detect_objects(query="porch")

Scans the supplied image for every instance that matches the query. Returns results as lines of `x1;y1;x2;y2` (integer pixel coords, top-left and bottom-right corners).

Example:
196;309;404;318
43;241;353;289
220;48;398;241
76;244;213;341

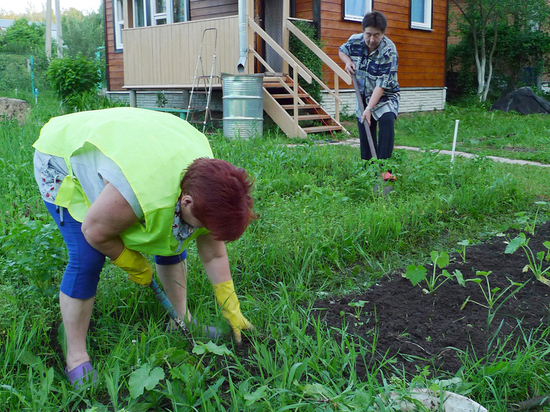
119;1;352;138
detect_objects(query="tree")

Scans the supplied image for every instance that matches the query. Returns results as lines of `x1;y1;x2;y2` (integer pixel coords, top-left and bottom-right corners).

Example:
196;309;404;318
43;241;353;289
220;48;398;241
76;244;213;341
61;7;104;60
450;0;550;101
451;0;502;101
1;18;46;52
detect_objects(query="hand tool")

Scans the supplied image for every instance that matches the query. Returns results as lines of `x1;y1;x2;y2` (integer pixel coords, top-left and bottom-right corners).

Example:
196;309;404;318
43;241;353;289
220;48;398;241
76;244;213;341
352;74;378;160
351;73;393;195
149;278;196;349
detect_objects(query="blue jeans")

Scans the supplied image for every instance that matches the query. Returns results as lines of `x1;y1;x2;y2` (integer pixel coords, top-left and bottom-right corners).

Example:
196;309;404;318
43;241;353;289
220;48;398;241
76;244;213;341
44;202;187;299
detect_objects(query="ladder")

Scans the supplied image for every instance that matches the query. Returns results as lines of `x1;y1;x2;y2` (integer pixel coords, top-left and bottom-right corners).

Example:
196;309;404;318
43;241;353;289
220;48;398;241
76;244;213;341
186;28;221;133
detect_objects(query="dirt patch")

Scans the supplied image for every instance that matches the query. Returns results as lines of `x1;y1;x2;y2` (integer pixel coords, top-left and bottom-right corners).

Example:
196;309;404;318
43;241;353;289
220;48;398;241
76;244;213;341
312;221;550;379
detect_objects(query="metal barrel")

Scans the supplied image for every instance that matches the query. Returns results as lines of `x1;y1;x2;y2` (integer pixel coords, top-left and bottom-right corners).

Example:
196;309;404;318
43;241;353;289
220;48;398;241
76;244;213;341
222;74;264;139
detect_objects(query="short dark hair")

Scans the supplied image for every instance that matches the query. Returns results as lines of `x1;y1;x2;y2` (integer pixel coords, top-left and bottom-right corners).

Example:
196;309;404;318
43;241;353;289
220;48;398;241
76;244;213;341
362;11;387;32
181;158;256;242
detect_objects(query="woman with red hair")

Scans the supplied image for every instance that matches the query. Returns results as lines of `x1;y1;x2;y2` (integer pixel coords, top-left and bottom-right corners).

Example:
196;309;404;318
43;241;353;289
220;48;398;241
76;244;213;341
33;107;256;388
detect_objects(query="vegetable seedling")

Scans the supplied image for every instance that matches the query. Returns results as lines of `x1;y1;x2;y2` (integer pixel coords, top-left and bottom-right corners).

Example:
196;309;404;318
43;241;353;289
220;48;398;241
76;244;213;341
505;233;550;287
405;251;465;294
514;201;548;236
457;239;471;263
461;271;526;325
348;300;368;319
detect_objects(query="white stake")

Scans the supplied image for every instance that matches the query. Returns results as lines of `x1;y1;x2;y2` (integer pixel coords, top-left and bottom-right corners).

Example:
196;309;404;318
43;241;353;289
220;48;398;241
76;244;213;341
451;119;460;164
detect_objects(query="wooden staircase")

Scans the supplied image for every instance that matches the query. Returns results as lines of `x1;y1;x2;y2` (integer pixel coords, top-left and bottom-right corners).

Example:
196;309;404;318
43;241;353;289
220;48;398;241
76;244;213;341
262;75;348;139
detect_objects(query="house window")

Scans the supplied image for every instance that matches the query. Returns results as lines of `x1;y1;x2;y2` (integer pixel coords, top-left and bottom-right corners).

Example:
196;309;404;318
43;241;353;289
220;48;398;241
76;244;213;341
133;0;188;28
114;0;124;50
343;0;373;23
134;0;151;27
410;0;432;30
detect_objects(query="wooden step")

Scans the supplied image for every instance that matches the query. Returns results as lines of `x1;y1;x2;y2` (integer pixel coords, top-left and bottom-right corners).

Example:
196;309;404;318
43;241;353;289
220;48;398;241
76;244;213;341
281;103;321;110
302;125;344;133
298;114;332;121
263;83;295;89
270;93;309;99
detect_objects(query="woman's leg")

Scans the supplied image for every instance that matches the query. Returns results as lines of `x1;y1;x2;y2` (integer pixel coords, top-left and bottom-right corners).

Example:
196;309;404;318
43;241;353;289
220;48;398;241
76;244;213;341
357;117;379;160
60;292;95;370
376;112;396;160
44;202;105;372
155;252;191;322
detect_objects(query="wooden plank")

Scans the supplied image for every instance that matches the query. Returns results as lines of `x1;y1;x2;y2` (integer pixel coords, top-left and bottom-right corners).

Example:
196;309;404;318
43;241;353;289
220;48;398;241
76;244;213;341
302;125;343;133
263;89;308;138
248;17;312;83
286;19;350;85
122;17;239;87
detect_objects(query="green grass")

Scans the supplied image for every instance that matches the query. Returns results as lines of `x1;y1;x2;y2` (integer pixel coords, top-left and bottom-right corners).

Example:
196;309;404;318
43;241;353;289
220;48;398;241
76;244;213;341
1;94;549;410
394;104;550;164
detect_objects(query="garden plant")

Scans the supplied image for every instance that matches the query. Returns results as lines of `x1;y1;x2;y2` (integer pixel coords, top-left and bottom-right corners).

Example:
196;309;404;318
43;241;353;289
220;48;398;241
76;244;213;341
0;91;550;410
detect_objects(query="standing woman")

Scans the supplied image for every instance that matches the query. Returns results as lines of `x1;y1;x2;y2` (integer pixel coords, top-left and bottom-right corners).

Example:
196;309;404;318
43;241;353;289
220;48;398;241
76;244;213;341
33;107;256;387
339;11;400;181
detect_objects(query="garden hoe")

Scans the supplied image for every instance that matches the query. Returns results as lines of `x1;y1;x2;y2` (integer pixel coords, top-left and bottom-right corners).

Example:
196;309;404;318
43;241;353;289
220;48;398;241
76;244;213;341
351;74;393;196
149;278;196;350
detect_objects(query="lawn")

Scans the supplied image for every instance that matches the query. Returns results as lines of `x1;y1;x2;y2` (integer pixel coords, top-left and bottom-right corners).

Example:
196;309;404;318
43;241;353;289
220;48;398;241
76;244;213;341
1;93;549;411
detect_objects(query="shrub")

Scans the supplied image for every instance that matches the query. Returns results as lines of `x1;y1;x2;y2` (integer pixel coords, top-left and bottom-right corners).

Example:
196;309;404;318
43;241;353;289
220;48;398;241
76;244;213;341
289;20;324;103
46;53;103;102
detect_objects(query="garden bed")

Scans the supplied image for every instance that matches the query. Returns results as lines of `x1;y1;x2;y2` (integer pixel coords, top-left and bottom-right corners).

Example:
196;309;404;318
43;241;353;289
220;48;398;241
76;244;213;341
312;220;550;379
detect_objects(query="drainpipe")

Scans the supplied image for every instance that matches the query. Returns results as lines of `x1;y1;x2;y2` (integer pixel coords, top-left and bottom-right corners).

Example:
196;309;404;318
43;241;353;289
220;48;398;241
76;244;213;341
237;0;247;72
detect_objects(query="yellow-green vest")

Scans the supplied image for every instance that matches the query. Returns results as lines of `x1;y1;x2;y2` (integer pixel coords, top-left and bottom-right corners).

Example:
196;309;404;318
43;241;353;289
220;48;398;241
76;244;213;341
33;107;213;256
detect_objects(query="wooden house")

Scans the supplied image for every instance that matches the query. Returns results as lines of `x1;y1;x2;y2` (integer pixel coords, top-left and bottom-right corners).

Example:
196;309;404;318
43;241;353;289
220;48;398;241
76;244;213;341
104;0;448;138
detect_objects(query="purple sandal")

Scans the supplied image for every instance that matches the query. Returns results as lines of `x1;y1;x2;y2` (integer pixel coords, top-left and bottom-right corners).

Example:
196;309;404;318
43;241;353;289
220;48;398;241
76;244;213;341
65;361;98;388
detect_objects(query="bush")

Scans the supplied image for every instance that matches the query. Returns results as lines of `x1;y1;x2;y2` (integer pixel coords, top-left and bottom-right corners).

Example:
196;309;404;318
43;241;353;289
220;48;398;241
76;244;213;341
46;54;103;102
62;90;129;113
289;20;324;103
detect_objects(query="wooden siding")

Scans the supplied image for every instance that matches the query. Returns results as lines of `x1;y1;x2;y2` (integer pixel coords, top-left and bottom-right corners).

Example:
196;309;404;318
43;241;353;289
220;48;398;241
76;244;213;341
105;0;125;91
123;16;242;87
106;0;239;91
190;0;238;20
106;0;449;92
295;0;448;89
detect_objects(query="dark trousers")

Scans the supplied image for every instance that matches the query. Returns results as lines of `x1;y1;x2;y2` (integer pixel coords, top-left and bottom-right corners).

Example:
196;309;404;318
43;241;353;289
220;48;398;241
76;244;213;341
357;112;396;160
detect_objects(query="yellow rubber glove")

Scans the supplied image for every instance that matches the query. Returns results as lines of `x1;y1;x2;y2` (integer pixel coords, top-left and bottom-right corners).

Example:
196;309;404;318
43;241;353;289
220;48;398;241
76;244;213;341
112;247;153;287
213;280;253;344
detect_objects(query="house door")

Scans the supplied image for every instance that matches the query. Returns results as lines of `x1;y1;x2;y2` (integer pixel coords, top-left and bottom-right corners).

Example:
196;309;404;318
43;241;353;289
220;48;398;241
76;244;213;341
263;0;284;73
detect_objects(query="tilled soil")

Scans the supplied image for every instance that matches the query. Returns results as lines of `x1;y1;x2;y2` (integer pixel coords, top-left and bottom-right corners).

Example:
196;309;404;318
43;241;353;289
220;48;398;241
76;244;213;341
312;220;550;379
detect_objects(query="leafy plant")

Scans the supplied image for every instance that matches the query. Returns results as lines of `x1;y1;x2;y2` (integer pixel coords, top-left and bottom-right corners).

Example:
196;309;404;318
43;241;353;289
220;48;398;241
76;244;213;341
288;20;324;103
46;53;103;103
505;232;550;286
457;239;471;263
461;271;526;325
405;251;465;294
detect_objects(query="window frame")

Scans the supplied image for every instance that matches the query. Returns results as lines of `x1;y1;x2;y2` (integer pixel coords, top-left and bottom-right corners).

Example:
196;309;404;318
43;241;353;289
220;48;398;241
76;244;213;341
132;0;189;28
410;0;433;30
342;0;373;23
113;0;124;51
133;0;150;27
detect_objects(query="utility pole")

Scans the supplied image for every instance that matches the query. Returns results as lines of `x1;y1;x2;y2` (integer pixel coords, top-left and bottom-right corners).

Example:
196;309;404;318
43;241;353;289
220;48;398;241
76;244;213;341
45;0;63;59
55;0;63;57
45;0;52;58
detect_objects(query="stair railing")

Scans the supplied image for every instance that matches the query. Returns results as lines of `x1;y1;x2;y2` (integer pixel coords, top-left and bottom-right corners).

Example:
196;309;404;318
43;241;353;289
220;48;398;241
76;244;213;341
247;17;311;137
285;19;352;123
